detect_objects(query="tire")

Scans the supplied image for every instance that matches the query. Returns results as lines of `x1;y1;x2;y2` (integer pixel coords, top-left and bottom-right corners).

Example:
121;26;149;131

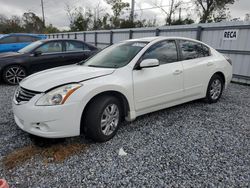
205;74;224;104
82;95;122;142
2;65;27;85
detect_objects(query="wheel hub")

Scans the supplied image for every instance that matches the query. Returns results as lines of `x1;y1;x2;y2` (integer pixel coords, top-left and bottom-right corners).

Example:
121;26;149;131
101;104;119;136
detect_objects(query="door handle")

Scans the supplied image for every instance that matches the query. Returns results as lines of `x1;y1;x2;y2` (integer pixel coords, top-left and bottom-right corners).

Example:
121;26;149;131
173;69;182;75
207;61;214;66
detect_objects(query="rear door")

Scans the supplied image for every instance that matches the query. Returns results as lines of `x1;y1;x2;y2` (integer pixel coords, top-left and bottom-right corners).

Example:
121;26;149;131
0;36;19;52
133;40;184;111
28;41;65;73
62;40;93;65
178;40;214;98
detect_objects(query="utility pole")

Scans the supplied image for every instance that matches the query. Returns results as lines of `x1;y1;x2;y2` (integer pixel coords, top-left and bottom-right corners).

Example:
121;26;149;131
179;7;182;20
130;0;135;22
41;0;45;27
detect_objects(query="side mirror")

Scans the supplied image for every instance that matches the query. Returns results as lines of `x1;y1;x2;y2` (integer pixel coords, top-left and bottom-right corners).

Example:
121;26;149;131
140;59;159;69
33;51;42;57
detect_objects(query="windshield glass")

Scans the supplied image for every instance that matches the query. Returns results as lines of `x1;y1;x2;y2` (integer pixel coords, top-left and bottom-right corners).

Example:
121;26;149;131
83;41;148;68
18;41;43;53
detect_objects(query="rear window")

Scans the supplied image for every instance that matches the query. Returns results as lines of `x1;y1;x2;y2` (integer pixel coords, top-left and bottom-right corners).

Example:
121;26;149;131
179;40;210;60
65;41;84;51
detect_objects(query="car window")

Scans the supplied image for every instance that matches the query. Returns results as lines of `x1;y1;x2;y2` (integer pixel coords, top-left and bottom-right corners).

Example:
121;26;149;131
18;41;43;53
65;41;85;52
18;36;39;43
142;40;178;64
84;41;148;68
36;42;62;53
202;45;210;57
0;36;18;44
179;40;210;60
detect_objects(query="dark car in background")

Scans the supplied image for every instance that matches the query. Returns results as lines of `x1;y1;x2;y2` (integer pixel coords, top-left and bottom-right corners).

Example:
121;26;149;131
0;33;46;53
0;39;98;84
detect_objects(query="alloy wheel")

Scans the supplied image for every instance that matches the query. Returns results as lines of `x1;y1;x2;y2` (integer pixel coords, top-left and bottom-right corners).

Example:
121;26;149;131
100;104;120;136
210;79;222;100
5;66;26;84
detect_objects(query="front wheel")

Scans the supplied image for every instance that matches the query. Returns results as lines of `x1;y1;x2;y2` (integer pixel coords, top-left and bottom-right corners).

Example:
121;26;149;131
2;65;27;85
82;95;122;142
205;74;224;103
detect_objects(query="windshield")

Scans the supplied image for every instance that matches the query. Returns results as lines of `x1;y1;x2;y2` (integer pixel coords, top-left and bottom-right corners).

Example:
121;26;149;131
83;41;148;68
18;41;43;53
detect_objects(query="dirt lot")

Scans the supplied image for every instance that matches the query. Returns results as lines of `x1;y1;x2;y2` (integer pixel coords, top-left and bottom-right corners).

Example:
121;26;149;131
0;83;249;187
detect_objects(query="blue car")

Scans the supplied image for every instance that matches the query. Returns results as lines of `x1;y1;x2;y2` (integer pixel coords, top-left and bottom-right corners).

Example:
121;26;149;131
0;33;46;53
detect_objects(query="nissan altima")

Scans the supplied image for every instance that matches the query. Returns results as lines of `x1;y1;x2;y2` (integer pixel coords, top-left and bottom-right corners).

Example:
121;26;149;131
12;37;232;142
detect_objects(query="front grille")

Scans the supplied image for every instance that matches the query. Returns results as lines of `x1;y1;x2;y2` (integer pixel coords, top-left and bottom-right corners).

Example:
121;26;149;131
15;87;41;103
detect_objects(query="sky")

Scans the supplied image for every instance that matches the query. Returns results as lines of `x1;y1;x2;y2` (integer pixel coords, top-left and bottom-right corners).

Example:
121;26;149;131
0;0;248;30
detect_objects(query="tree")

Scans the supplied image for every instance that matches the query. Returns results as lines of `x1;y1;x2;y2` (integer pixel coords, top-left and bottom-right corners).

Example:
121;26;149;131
171;17;195;25
66;5;93;31
22;12;44;33
106;0;130;28
193;0;235;23
0;12;60;34
151;0;182;25
244;14;250;22
44;24;60;33
0;14;24;33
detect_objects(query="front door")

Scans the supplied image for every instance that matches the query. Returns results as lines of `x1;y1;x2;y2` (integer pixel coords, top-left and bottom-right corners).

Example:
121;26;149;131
29;41;65;73
133;40;184;111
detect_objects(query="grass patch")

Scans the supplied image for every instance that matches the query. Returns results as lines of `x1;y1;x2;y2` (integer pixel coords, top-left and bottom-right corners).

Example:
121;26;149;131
3;142;87;170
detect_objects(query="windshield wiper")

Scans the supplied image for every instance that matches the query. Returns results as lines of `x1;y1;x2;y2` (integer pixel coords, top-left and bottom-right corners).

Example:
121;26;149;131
88;65;104;68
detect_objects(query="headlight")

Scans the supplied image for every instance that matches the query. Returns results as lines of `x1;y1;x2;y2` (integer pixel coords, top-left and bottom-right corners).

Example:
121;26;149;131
36;83;82;106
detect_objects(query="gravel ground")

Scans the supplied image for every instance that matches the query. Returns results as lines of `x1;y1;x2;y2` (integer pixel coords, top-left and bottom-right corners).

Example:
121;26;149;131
0;83;250;187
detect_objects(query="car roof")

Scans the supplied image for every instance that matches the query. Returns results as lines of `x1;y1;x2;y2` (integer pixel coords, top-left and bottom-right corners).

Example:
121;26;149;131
40;39;86;42
125;36;212;48
126;36;202;43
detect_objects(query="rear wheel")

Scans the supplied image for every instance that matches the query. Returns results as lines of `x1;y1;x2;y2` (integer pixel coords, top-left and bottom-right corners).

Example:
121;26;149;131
82;95;122;142
2;65;27;85
205;74;224;103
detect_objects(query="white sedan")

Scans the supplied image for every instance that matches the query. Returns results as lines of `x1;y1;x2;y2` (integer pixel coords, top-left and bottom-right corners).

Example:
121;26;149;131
12;37;232;142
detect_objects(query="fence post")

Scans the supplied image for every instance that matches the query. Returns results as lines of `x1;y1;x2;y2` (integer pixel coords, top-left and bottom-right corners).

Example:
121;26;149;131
196;26;203;41
61;34;64;38
83;32;86;42
129;30;133;39
155;28;160;36
95;32;97;46
67;33;70;39
74;33;77;39
110;31;113;45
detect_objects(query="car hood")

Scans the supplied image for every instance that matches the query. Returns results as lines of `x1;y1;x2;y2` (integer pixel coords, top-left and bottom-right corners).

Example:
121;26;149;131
20;65;115;92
